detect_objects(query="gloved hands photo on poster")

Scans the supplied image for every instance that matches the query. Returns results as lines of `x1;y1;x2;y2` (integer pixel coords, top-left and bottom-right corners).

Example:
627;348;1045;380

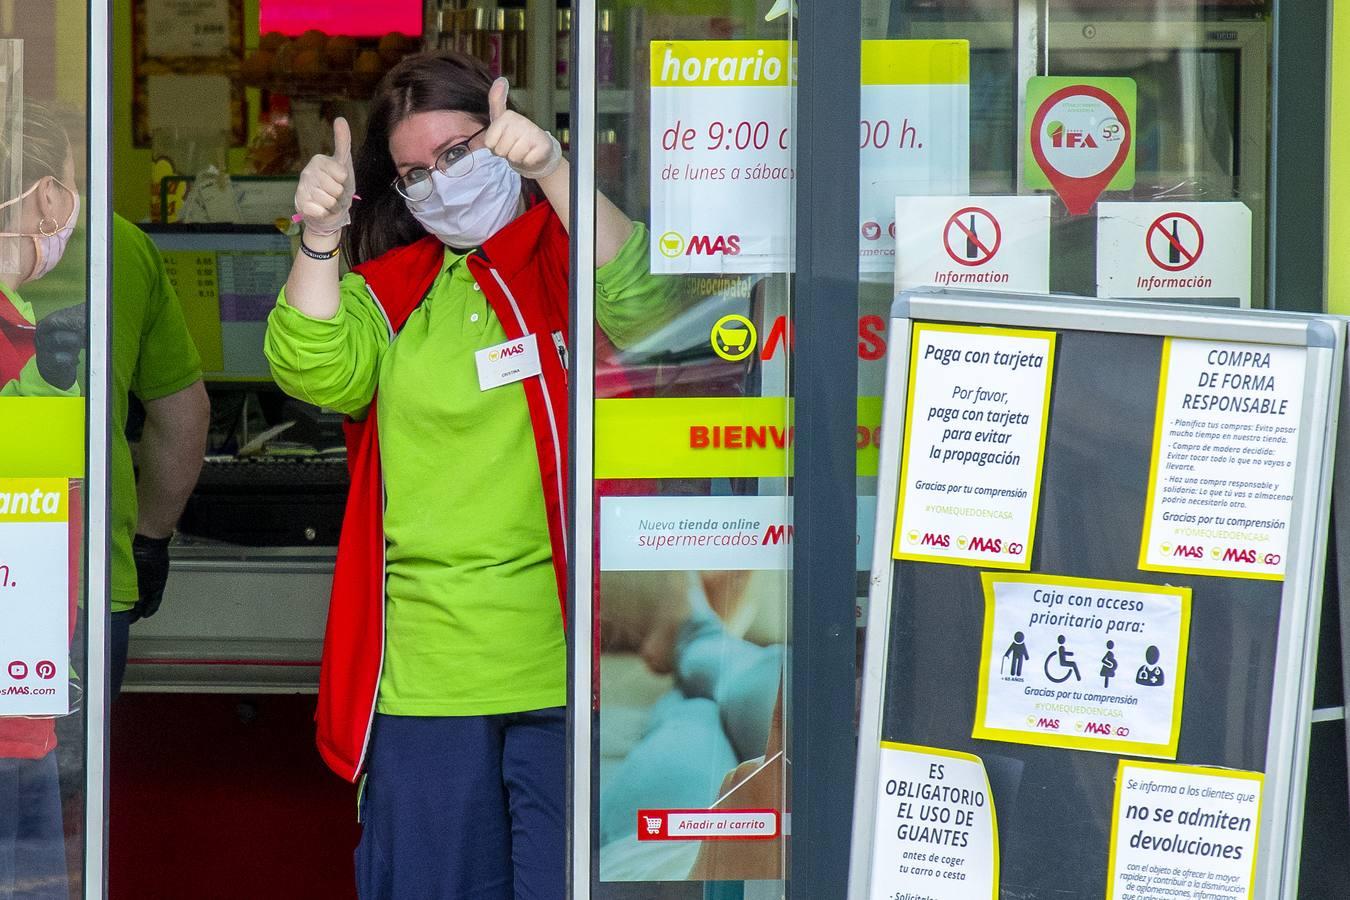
596;569;785;882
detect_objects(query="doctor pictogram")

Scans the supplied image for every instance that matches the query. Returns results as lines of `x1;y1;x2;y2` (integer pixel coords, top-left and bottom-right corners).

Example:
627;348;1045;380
943;207;1002;267
1146;212;1204;272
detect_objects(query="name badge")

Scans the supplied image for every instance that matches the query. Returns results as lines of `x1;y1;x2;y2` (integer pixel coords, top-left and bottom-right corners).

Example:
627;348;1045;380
475;334;542;391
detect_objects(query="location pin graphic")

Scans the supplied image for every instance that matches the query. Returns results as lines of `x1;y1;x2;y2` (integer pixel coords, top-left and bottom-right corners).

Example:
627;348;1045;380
1029;84;1132;216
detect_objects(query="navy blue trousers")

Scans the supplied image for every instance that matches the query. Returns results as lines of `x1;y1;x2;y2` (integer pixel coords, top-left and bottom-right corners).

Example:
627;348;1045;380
356;708;566;900
110;610;133;702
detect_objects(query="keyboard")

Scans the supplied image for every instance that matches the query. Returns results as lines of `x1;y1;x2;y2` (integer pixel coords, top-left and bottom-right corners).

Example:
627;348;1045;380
181;456;349;546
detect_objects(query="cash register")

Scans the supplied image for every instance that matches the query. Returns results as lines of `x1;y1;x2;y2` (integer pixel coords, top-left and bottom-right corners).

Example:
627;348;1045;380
143;225;350;548
128;225;344;692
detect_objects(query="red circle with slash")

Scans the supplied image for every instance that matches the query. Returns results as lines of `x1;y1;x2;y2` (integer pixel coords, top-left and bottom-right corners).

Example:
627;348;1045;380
1145;212;1204;272
943;207;1002;267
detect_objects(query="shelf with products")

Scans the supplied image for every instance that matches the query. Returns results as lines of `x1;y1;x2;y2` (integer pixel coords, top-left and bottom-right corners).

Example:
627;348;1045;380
508;88;633;115
428;0;637;124
240;31;421;99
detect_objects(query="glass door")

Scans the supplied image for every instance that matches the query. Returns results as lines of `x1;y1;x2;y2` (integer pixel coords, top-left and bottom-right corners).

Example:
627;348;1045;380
0;1;111;897
573;1;795;896
573;0;1286;896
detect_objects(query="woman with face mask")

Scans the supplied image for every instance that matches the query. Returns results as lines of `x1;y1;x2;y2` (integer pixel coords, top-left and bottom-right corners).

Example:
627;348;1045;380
0;105;81;900
0;106;82;394
265;52;671;899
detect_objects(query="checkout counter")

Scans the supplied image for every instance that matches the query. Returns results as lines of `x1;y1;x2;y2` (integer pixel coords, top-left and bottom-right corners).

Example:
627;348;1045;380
122;223;341;694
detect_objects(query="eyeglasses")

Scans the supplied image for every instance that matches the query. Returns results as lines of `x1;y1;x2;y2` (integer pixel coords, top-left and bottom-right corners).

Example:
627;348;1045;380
392;125;488;202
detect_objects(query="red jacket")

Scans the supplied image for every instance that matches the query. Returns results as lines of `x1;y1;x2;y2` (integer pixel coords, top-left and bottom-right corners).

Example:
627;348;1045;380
0;290;35;382
316;202;573;782
0;291;79;760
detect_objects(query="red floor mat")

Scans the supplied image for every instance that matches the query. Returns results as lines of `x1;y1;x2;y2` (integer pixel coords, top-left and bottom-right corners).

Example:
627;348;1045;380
110;694;359;900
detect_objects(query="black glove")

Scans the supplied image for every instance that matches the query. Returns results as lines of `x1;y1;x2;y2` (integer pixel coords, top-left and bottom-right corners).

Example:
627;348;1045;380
34;304;86;390
132;533;172;621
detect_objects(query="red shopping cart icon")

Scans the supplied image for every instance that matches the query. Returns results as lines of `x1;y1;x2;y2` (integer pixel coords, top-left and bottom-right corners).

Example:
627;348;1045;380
638;811;667;839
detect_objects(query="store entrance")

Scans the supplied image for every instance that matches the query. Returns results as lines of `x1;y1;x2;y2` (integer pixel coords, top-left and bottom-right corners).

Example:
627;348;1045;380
70;1;1350;899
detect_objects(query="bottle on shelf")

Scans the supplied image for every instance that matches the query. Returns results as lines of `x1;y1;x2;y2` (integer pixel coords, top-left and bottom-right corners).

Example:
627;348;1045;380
556;7;572;91
597;9;616;87
458;8;487;57
502;8;527;86
485;9;505;79
556;112;571;153
597;126;623;186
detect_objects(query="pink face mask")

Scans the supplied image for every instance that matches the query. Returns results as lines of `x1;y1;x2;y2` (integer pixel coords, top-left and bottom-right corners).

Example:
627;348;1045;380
0;178;79;282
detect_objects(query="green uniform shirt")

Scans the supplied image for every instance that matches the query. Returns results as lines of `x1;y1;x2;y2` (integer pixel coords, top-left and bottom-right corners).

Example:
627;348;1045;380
11;215;203;612
265;223;670;716
108;216;204;610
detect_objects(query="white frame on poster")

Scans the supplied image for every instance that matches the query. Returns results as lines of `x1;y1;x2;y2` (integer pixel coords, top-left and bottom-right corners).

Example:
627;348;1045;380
847;288;1343;900
86;0;112;895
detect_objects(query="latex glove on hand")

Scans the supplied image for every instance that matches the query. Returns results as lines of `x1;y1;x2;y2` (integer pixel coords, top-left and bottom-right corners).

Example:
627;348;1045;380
294;117;356;236
34;304;85;390
483;78;563;180
132;533;172;620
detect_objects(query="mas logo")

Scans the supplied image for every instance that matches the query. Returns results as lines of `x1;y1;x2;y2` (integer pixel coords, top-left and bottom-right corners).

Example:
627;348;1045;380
662;232;742;258
917;532;950;548
488;343;526;363
687;234;742;256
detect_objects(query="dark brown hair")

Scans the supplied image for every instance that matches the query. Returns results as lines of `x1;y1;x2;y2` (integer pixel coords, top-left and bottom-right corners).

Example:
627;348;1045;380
345;51;532;265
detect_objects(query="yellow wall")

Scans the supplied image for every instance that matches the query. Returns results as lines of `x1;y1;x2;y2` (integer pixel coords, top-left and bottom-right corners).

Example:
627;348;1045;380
54;0;86;108
1330;0;1350;314
112;0;260;221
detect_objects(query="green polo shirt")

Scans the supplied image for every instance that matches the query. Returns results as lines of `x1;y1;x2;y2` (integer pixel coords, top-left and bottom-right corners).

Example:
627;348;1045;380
265;224;669;716
108;216;204;611
18;215;203;612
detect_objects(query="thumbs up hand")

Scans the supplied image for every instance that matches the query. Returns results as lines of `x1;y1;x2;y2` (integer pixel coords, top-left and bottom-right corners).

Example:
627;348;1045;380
482;78;563;180
294;117;357;236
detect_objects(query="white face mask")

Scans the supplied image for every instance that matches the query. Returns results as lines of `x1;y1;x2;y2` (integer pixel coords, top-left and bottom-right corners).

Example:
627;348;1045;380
405;149;522;249
0;179;79;282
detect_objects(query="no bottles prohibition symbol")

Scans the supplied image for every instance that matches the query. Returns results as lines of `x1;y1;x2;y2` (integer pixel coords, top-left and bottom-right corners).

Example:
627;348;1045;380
943;207;1002;267
1145;212;1204;272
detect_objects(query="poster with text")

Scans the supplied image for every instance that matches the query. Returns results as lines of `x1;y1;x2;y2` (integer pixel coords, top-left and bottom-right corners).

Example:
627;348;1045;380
1107;760;1262;900
894;323;1056;569
600;494;877;573
594;396;884;479
894;195;1051;294
866;743;998;899
973;573;1191;759
649;40;794;274
858;40;970;278
1139;338;1306;580
650;39;970;275
1097;202;1253;308
0;478;70;716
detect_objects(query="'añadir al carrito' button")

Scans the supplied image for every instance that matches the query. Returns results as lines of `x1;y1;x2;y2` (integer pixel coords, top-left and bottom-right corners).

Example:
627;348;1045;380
636;809;780;841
